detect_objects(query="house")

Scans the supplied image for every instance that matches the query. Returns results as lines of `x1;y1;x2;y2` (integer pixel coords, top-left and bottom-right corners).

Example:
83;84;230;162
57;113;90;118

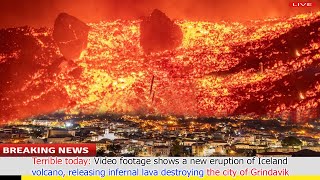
153;145;170;156
192;142;207;156
46;128;75;143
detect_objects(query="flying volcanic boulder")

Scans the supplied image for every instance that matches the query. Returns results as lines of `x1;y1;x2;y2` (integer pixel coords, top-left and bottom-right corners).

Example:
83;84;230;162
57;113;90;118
140;9;183;53
53;13;89;60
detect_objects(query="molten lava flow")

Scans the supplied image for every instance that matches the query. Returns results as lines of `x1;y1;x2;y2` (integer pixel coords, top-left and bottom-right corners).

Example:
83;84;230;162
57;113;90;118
1;12;320;122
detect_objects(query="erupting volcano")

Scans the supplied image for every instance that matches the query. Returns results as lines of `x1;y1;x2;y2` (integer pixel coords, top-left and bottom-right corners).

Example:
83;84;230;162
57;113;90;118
1;10;320;122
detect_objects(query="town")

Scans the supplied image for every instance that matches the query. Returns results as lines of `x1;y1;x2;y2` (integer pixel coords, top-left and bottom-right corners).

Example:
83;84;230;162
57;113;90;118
1;113;320;157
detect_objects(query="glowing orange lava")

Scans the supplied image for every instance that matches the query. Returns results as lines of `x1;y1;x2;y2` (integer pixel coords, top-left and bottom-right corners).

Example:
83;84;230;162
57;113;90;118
1;12;320;122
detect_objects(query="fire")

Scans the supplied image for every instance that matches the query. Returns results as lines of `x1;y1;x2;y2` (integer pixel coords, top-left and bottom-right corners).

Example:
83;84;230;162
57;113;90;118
1;12;320;121
299;92;305;100
295;49;301;57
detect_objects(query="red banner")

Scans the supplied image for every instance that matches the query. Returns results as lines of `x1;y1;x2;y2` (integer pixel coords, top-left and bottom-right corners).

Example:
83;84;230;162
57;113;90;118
0;144;96;157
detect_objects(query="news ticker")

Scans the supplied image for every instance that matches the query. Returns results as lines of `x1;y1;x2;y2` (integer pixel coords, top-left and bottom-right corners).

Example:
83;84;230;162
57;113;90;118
0;176;318;180
1;157;319;176
0;144;319;179
13;176;320;180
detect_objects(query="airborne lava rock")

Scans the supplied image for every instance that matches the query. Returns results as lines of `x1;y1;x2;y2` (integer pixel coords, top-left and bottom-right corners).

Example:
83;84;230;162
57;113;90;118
53;13;89;60
140;9;183;53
